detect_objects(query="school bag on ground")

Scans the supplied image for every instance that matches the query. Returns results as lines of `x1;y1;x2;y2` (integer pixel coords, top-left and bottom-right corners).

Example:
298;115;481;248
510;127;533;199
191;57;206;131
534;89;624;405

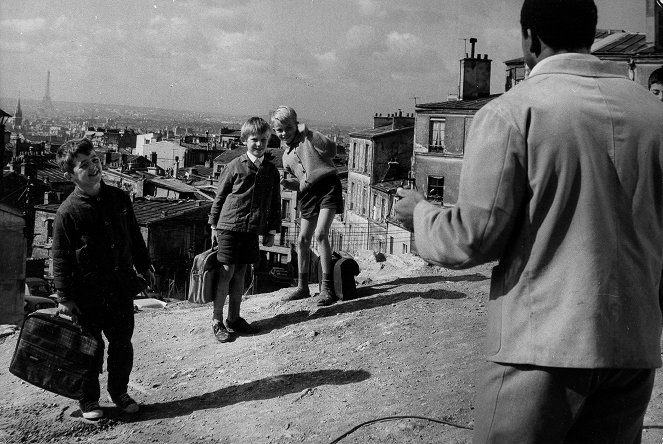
9;310;102;400
187;247;218;304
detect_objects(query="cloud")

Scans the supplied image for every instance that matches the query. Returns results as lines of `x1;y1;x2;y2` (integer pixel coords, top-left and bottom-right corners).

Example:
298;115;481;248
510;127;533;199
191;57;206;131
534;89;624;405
0;17;46;33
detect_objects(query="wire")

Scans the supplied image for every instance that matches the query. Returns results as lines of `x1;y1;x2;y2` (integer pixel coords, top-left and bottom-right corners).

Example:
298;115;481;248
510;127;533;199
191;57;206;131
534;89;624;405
329;415;472;443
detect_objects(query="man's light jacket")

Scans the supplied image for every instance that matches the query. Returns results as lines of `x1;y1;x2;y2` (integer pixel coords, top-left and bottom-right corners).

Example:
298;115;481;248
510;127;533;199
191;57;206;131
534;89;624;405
413;54;663;368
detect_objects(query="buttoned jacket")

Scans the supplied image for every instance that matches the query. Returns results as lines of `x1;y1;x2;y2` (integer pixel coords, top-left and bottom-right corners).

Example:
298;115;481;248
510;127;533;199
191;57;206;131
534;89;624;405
53;182;151;303
413;54;663;368
208;154;281;235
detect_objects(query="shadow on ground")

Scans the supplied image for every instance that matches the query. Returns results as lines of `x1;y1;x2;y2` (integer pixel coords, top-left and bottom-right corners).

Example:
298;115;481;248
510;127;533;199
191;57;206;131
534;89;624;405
115;369;370;422
253;284;467;334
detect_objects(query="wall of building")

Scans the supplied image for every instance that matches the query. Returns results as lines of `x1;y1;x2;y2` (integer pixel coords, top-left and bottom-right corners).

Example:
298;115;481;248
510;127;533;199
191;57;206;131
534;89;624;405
135;140;186;171
414;114;472;155
0;209;26;324
414;154;464;205
371;132;413;183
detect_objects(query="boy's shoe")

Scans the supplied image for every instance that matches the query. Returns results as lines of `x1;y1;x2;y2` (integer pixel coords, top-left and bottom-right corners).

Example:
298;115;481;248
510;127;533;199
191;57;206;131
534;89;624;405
281;287;311;302
109;393;139;414
317;289;338;307
225;317;258;334
79;400;104;420
213;322;231;343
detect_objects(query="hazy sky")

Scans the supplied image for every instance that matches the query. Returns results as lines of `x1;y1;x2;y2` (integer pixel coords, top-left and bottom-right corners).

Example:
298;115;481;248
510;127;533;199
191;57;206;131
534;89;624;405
0;0;646;126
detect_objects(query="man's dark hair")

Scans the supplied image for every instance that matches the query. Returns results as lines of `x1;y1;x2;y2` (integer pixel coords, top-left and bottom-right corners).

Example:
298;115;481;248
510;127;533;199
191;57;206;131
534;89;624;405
649;66;663;89
520;0;597;52
56;138;94;173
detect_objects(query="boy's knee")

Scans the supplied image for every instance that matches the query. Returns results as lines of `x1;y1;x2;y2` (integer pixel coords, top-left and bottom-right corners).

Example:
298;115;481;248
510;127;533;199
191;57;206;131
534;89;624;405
314;230;329;244
297;237;311;249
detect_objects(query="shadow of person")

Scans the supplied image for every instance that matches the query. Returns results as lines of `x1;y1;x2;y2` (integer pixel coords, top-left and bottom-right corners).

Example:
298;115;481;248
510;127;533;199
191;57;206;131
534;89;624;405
252;288;466;335
119;369;370;422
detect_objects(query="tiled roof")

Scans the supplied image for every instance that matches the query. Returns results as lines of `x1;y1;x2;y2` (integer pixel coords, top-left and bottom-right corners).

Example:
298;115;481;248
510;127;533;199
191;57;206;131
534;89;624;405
591;31;650;55
372;179;405;193
505;29;656;65
36;159;68;183
416;94;501;111
146;177;199;193
132;198;212;225
348;125;414;139
33;202;61;213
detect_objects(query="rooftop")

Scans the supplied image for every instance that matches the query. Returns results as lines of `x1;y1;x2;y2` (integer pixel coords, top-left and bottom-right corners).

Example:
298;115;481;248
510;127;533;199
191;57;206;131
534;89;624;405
348;125;414;139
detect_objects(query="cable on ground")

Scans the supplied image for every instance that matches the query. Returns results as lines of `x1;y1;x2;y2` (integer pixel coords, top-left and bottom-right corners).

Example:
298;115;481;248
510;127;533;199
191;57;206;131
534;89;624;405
329;414;472;443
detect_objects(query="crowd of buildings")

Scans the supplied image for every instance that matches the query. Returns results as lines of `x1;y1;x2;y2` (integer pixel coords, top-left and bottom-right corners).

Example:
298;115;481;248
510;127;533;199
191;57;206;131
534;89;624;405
1;1;661;324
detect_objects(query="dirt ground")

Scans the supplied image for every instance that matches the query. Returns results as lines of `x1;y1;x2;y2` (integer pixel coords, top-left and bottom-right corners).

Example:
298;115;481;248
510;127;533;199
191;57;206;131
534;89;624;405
1;253;662;444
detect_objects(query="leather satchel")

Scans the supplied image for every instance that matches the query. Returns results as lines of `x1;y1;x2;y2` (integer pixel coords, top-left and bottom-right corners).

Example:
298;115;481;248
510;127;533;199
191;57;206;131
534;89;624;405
9;311;102;400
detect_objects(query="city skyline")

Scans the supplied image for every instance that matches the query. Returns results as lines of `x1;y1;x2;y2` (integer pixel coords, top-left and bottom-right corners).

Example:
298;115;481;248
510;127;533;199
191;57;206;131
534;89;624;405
0;0;646;126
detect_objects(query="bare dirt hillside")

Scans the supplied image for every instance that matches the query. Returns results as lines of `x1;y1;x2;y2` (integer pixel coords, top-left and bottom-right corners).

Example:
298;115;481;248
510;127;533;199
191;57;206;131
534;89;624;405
1;253;662;444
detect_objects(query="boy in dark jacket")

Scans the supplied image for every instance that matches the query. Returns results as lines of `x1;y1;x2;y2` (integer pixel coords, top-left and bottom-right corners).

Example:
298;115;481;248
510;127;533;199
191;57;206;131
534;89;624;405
208;117;281;342
53;138;155;420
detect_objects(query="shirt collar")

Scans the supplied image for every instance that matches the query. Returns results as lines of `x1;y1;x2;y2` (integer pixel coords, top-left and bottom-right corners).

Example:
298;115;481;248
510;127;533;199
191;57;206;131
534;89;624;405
246;151;263;166
528;53;587;77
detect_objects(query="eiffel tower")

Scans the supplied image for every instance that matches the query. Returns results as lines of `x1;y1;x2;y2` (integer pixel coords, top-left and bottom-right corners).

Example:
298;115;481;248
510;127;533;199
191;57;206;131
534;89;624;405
38;70;55;116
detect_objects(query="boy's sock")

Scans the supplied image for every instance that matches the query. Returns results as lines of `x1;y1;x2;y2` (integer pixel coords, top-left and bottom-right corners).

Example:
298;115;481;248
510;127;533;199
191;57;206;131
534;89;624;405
281;273;310;301
317;272;337;307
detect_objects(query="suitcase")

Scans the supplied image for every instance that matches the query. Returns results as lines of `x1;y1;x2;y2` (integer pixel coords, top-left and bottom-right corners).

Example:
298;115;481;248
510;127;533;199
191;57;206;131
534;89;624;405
187;247;218;304
9;311;102;400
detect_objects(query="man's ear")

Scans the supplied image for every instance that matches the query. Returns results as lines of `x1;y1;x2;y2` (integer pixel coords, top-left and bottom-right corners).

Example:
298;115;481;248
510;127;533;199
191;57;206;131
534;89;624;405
529;30;542;56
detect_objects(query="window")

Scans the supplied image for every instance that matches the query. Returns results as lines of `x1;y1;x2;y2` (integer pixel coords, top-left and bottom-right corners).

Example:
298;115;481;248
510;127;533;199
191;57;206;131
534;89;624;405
45;219;54;243
362;187;368;215
389;236;394;254
430;119;446;151
280;226;288;246
281;199;291;220
351;143;357;169
427;176;444;203
363;144;369;172
380;198;386;221
349;182;355;210
372;194;378;220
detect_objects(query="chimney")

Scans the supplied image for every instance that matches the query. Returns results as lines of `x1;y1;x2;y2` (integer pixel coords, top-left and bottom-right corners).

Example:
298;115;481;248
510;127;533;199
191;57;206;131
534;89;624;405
459;37;492;100
151;152;157;166
646;0;663;51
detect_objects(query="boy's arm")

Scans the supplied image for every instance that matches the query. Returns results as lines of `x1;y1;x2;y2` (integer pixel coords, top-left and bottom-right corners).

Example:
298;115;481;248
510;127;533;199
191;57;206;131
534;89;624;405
124;193;152;275
312;131;337;160
52;212;77;303
208;165;234;227
267;169;282;234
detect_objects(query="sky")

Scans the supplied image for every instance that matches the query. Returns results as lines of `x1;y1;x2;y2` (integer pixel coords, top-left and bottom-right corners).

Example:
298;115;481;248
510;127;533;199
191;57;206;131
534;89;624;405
0;0;647;126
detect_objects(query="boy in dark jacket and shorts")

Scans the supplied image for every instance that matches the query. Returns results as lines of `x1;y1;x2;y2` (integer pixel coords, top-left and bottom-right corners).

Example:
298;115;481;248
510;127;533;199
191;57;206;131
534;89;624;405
272;106;343;306
208;117;281;342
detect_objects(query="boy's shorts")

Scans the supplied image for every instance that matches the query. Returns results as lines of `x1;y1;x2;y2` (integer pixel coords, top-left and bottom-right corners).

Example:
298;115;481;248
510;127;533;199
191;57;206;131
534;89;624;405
299;175;344;219
215;230;259;265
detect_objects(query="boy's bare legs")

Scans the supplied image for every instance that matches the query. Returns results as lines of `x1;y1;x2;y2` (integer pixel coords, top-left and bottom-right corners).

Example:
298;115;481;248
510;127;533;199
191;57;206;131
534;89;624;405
212;264;234;342
282;217;317;301
315;208;337;306
225;264;258;333
226;264;246;321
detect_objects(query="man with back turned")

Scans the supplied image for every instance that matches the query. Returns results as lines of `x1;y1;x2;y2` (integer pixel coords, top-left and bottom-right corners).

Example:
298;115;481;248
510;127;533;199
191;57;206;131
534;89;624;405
395;0;663;442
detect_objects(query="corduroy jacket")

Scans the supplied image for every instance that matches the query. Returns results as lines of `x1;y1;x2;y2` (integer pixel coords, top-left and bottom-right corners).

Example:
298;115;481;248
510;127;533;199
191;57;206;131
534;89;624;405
413;54;663;368
53;182;152;304
208;153;281;235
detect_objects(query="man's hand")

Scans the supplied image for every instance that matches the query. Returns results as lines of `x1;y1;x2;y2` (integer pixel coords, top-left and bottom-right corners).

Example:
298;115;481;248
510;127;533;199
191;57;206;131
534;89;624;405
262;233;275;247
394;187;425;231
57;300;81;324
